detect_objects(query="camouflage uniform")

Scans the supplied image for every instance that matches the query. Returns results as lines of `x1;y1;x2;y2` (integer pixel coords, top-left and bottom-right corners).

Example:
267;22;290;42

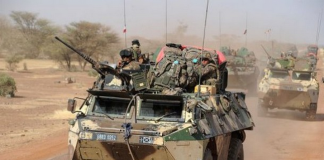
199;64;218;85
286;55;295;69
128;39;142;62
122;61;140;70
119;49;140;70
128;46;142;62
196;52;218;85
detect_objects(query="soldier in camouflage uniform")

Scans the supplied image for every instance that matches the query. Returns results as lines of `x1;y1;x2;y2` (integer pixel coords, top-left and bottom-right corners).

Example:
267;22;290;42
128;39;142;62
197;52;218;85
118;49;140;70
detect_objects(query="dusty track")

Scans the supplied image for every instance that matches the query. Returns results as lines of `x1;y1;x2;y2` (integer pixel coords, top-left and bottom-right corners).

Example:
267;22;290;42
0;58;323;160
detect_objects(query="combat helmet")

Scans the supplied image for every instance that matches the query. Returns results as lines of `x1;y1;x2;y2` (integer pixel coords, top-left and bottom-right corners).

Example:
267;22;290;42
119;49;133;58
132;39;140;46
201;51;212;61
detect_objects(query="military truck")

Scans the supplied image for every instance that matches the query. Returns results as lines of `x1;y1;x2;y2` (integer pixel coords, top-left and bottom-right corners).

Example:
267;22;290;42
257;56;319;120
220;46;259;94
56;37;254;160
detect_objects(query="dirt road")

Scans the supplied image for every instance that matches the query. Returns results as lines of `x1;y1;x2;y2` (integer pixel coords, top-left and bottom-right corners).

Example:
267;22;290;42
244;96;324;160
0;58;323;160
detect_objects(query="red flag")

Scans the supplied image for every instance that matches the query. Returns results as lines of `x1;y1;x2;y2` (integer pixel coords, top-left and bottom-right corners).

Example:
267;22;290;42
123;26;126;33
243;29;247;34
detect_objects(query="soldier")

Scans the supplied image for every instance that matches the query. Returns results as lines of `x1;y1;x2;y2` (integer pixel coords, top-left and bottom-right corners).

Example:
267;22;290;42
118;49;140;70
286;52;296;69
197;52;218;85
138;52;150;64
129;39;142;62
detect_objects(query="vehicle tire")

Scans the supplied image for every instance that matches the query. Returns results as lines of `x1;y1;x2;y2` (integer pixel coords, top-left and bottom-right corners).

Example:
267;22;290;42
203;148;213;160
227;137;244;160
306;103;317;120
257;99;267;117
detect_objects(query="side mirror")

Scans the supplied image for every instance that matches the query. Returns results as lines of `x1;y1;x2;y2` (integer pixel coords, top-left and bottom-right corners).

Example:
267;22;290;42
67;99;76;112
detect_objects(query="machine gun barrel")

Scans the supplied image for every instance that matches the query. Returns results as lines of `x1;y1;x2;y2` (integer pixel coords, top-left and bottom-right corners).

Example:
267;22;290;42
261;45;272;58
55;36;105;77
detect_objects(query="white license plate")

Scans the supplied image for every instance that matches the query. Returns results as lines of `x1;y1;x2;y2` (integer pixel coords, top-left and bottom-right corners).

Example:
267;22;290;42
95;133;117;141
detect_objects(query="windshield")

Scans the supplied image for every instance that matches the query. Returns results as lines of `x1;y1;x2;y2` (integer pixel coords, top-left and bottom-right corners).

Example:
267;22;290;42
137;99;183;122
292;72;311;81
270;70;289;81
92;96;132;118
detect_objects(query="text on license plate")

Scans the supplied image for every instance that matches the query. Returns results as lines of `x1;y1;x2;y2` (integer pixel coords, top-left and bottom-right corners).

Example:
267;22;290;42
95;133;117;141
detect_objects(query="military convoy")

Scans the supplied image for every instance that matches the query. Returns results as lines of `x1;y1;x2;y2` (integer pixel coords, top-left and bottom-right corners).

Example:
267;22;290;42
219;47;259;94
56;37;255;160
257;47;320;120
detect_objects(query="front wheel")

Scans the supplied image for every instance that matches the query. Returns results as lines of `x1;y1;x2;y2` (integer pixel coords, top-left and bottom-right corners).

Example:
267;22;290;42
227;138;244;160
306;103;317;120
203;148;213;160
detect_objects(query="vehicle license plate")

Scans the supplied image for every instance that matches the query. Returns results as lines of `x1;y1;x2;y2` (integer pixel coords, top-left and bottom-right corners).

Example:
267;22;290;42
95;133;117;141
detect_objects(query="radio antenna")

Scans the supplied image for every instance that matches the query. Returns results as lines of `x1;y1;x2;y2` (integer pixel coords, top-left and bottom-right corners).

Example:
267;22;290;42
245;12;248;48
219;11;222;48
123;0;127;48
316;8;323;45
198;0;210;97
165;0;168;43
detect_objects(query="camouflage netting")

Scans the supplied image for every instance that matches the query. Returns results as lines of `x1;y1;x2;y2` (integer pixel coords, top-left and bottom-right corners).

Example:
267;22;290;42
0;73;17;97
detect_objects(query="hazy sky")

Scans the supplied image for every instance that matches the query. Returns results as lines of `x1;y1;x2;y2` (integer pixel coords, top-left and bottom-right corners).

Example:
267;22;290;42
1;0;323;45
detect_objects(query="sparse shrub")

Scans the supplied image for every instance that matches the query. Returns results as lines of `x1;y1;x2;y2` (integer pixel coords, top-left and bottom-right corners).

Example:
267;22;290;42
5;54;23;71
0;73;17;97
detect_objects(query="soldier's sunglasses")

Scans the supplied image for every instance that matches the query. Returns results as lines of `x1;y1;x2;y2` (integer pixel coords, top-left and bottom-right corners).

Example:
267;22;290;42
122;55;131;58
202;58;209;61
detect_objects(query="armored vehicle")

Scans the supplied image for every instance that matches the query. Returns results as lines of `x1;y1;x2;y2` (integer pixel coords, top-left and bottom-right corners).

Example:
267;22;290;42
220;46;259;94
257;56;319;120
56;37;254;160
307;45;319;56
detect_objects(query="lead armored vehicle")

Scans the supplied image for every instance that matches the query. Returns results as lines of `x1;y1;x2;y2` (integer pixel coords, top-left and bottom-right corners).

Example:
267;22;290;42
220;47;259;94
257;56;319;120
56;37;254;160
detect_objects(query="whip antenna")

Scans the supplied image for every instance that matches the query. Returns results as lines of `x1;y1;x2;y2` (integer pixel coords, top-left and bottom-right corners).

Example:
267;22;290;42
123;0;127;48
245;12;248;48
198;0;210;97
165;0;168;43
316;8;323;45
219;11;221;48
